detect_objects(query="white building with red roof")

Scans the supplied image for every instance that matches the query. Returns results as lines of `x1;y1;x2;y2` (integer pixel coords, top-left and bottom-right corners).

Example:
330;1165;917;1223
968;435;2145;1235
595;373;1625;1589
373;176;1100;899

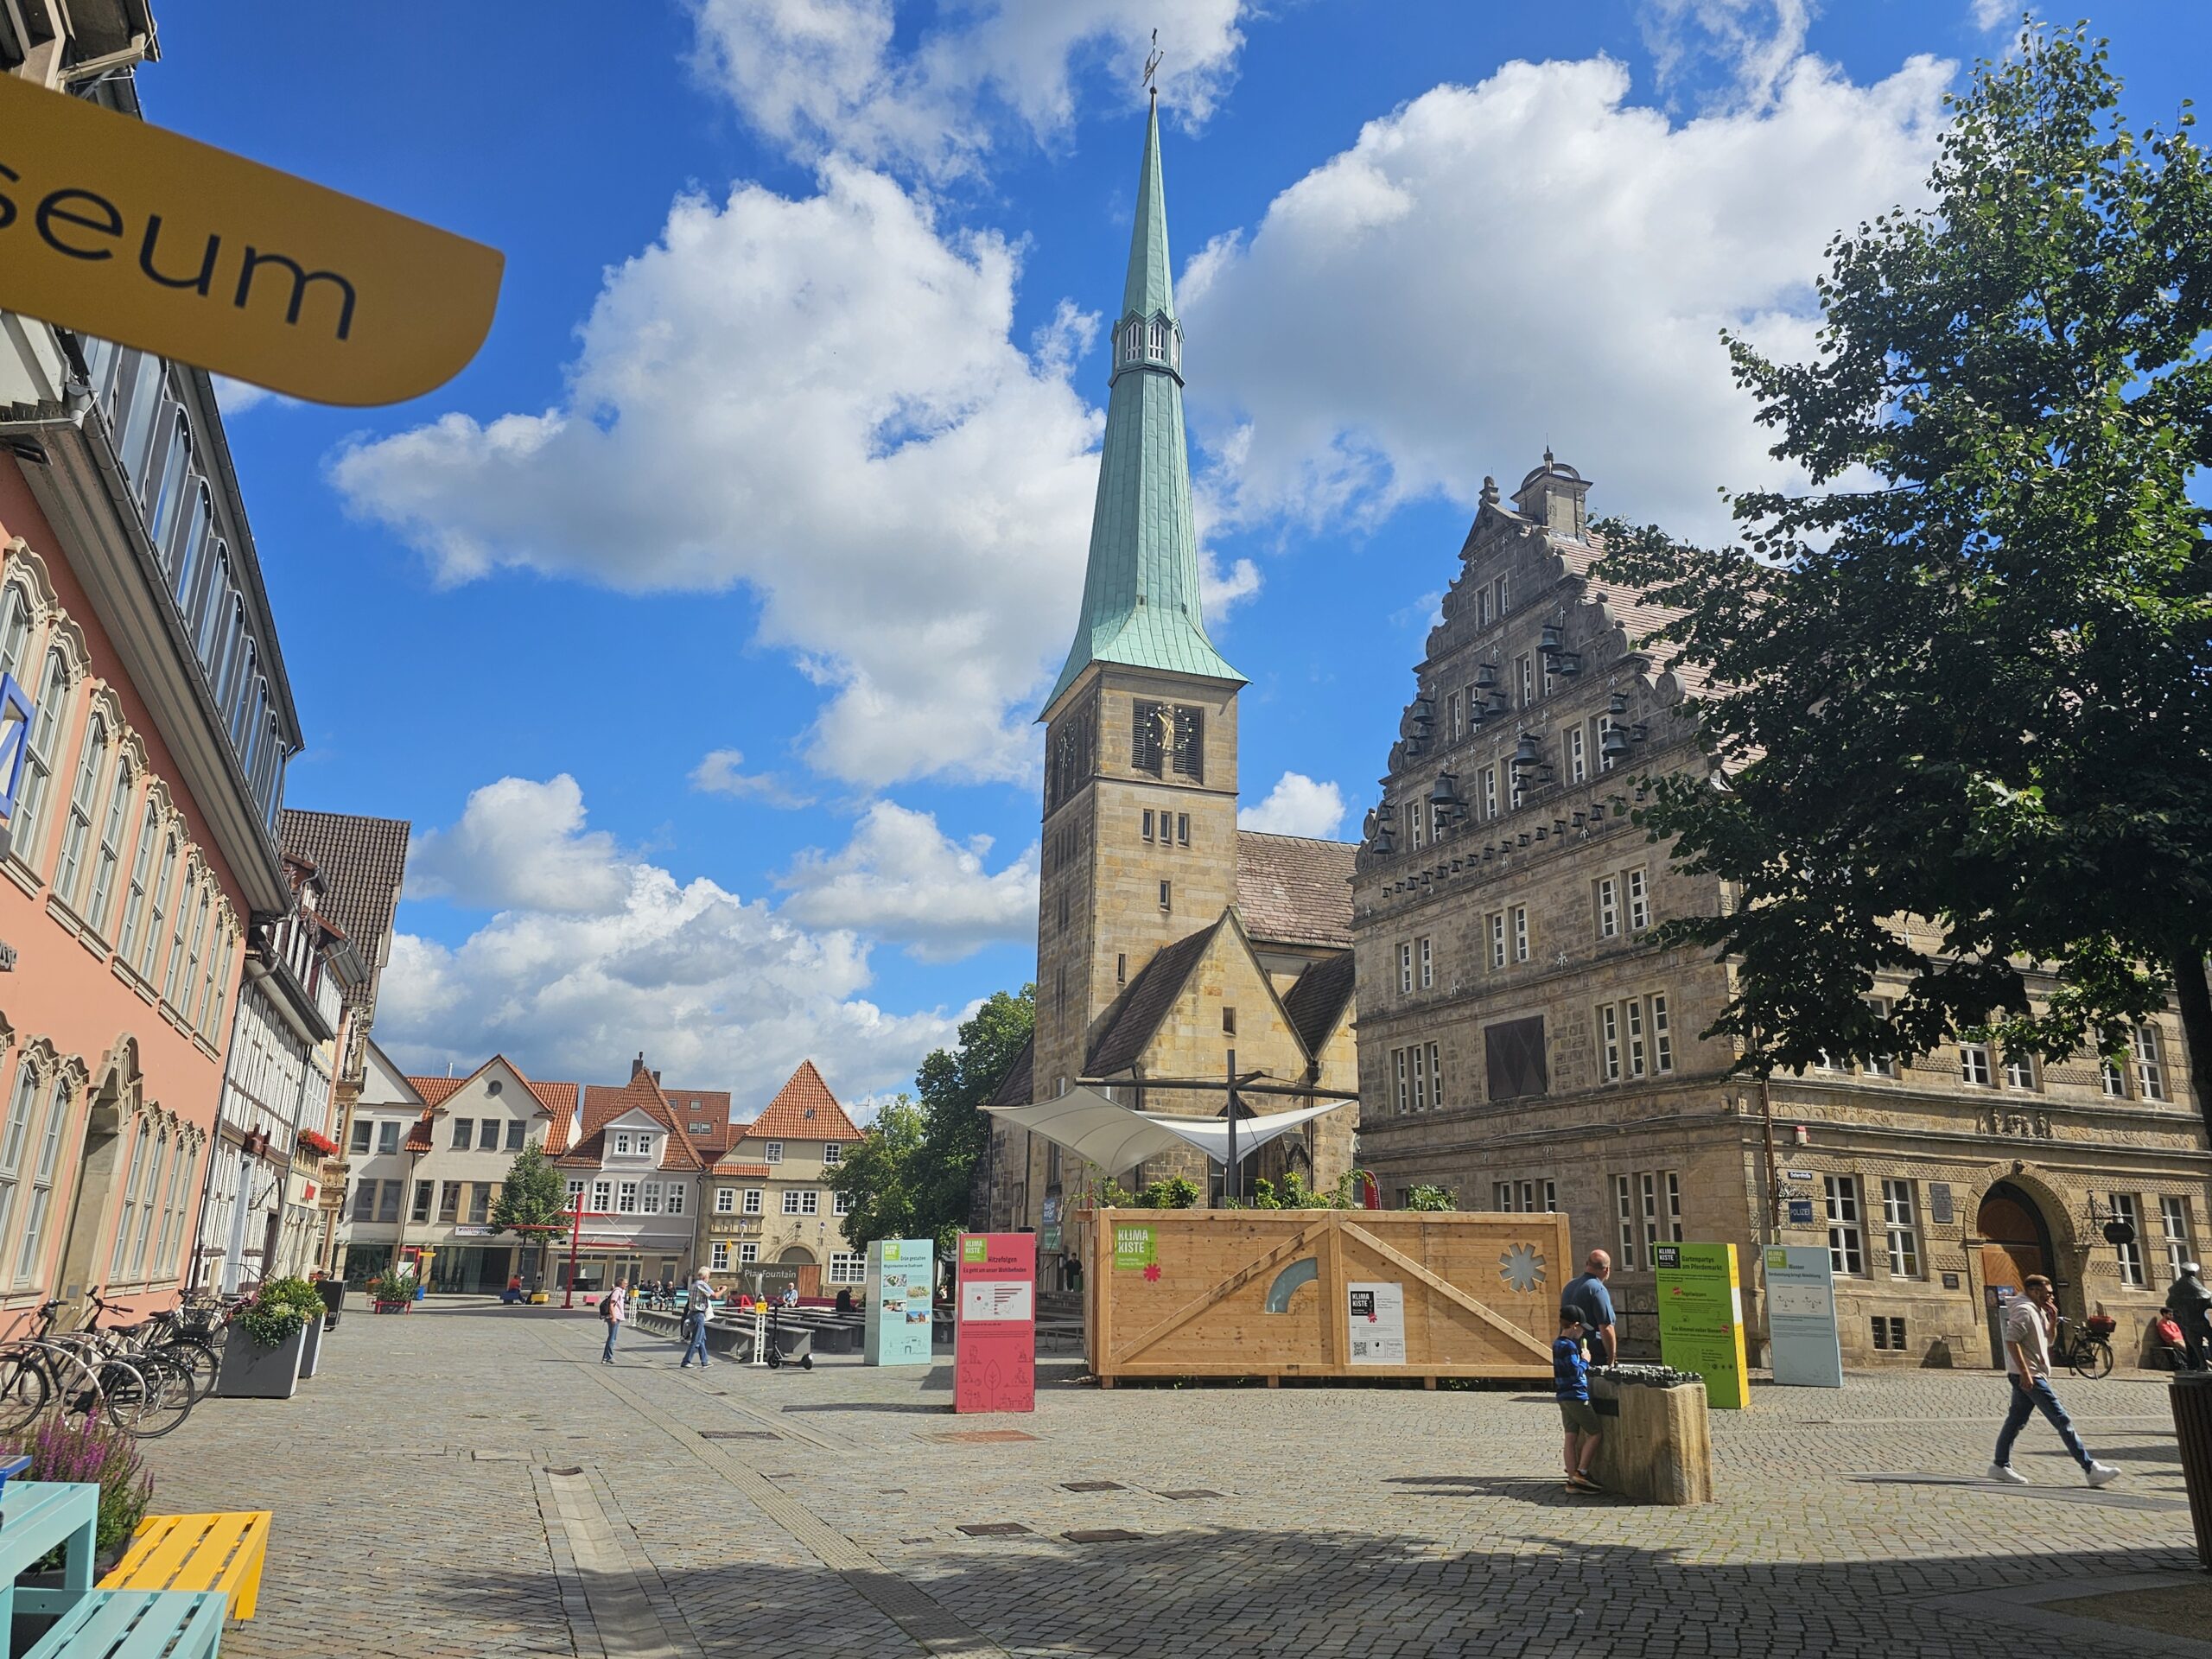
550;1054;710;1295
701;1060;864;1300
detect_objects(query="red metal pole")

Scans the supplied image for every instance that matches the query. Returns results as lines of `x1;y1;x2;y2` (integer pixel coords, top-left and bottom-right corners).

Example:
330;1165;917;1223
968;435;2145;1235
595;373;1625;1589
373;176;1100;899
563;1194;583;1310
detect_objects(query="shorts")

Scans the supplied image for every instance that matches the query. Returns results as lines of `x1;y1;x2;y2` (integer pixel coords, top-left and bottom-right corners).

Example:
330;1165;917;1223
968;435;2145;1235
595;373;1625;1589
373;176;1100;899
1558;1399;1601;1435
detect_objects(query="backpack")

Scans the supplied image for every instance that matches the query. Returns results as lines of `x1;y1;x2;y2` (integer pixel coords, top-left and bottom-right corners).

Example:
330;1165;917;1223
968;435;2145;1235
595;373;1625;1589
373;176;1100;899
599;1297;614;1322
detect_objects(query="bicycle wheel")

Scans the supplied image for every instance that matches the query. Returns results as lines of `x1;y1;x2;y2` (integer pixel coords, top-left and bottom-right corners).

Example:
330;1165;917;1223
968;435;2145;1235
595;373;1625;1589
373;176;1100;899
116;1355;193;1438
0;1349;50;1431
2072;1338;2114;1381
153;1337;217;1402
88;1358;154;1431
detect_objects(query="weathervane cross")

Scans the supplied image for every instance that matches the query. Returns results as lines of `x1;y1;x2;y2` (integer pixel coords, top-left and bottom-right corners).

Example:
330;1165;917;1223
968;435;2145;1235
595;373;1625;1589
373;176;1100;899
1144;29;1163;93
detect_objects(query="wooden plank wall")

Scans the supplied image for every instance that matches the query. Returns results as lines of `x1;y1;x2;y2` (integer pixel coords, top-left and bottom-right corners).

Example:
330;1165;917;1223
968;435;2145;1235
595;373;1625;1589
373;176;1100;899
1082;1209;1572;1384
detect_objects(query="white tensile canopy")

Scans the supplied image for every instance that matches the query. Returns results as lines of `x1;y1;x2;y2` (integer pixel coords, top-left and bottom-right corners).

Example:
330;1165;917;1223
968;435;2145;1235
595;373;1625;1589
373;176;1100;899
982;1086;1347;1173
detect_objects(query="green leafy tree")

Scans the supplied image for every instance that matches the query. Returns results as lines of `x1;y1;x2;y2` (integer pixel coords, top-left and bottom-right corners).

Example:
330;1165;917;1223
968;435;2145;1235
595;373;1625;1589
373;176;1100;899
1597;24;2212;1122
492;1143;571;1289
830;986;1036;1260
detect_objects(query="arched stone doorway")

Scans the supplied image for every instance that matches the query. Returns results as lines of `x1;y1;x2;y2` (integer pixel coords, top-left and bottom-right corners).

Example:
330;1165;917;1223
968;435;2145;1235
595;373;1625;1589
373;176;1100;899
1978;1181;2054;1297
779;1245;819;1301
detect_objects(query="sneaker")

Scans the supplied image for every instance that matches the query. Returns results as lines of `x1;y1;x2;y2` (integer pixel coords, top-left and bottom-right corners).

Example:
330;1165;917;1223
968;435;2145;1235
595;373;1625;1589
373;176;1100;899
1569;1472;1604;1493
2085;1460;2120;1488
1986;1462;2028;1484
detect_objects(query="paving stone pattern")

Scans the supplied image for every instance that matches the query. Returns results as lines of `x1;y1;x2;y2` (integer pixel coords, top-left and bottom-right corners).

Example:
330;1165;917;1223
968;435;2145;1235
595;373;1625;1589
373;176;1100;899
133;1301;2206;1657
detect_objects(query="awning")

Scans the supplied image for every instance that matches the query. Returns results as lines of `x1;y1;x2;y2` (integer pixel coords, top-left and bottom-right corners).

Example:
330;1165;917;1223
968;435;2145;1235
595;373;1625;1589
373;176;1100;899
982;1086;1347;1173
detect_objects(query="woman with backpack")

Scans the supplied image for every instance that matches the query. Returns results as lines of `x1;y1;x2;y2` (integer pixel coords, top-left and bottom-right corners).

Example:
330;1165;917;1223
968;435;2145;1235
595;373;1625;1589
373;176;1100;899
601;1280;626;1364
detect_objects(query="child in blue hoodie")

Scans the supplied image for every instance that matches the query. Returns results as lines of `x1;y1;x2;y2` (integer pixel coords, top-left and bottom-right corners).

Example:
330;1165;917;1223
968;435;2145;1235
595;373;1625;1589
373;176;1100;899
1554;1309;1603;1492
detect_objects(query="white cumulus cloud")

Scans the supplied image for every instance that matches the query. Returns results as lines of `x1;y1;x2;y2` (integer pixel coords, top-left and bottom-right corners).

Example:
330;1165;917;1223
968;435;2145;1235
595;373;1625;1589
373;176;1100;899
1179;50;1952;550
332;164;1104;787
1238;772;1347;840
691;0;1249;180
689;748;814;808
378;776;968;1100
779;799;1037;962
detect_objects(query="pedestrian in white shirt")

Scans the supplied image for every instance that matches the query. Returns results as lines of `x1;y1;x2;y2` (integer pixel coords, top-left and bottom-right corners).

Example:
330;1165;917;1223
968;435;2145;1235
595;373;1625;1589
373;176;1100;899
680;1271;716;1369
1988;1274;2119;1487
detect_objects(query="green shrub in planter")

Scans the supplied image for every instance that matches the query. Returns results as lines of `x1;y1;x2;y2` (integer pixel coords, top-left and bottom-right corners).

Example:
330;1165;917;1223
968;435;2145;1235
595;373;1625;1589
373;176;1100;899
366;1272;419;1306
0;1412;152;1557
232;1289;312;1349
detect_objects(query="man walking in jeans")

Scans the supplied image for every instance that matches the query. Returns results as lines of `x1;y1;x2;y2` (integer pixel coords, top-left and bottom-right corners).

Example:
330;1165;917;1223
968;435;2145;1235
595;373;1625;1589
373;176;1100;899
1988;1274;2120;1487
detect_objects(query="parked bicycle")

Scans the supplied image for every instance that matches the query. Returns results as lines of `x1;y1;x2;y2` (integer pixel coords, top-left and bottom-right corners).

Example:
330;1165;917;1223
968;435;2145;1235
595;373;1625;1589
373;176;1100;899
85;1288;219;1410
2054;1314;2115;1380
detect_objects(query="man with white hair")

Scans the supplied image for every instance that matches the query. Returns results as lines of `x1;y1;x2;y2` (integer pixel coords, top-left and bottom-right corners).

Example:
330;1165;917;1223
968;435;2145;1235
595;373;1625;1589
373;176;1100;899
1560;1249;1617;1366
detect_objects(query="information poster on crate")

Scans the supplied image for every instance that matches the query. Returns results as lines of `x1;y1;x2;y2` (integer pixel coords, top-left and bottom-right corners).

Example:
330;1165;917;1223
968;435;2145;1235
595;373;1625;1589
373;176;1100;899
954;1232;1035;1413
1655;1242;1750;1408
865;1238;935;1367
1763;1245;1843;1388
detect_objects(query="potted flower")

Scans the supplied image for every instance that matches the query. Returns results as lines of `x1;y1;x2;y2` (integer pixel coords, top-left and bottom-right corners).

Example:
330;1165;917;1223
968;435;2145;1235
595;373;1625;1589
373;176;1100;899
368;1271;419;1313
1;1413;151;1649
296;1128;340;1159
215;1285;315;1399
260;1277;329;1378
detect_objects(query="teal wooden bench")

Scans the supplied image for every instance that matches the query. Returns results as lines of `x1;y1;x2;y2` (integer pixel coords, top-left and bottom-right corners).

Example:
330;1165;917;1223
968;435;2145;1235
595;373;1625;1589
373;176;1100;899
21;1588;226;1657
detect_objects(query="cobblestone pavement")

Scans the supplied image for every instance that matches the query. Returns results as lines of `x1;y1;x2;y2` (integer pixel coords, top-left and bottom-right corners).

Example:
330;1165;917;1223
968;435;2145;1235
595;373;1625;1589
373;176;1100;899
132;1300;2208;1658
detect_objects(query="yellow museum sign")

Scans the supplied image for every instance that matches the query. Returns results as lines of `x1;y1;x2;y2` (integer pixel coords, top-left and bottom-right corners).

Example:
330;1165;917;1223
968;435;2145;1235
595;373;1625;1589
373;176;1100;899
0;73;501;406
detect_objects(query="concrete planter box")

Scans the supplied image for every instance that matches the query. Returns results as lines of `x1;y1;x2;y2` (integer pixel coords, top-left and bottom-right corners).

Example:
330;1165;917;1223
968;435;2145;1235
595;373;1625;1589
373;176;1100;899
297;1313;325;1379
216;1323;308;1400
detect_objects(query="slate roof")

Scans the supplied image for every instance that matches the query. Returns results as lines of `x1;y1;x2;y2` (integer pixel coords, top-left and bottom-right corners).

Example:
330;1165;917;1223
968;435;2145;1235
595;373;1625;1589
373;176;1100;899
984;1034;1034;1110
737;1061;862;1144
1084;918;1225;1077
1281;950;1357;1056
277;810;409;1007
1236;832;1356;950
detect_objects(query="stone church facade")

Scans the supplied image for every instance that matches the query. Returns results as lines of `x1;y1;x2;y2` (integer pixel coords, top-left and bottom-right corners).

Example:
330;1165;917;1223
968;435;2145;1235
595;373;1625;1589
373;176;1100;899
977;99;1359;1280
1351;454;2206;1368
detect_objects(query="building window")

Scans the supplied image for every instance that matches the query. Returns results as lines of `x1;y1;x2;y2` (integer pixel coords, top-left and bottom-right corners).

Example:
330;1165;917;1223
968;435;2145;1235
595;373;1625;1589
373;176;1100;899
1393;1049;1409;1115
2163;1197;2193;1281
2101;1057;2128;1098
1516;654;1535;708
1866;999;1899;1078
1824;1175;1865;1275
1596;876;1618;940
2135;1027;2167;1101
1142;810;1154;842
56;713;106;907
438;1181;461;1222
740;1243;760;1265
412;1181;432;1223
830;1252;865;1284
1427;1041;1441;1109
118;803;156;963
765;1141;783;1164
454;1120;474;1151
1480;767;1497;820
480;1117;499;1147
823;1142;842;1166
1624;999;1647;1077
743;1188;763;1214
1871;1316;1908;1351
1448;690;1465;740
469;1183;492;1225
667;1184;684;1215
802;1190;820;1216
505;1121;525;1152
783;1190;803;1215
1639;1171;1682;1262
1497;1179;1558;1213
833;1191;852;1216
1627;869;1649;931
567;1179;586;1207
641;1182;663;1215
1880;1180;1920;1278
1613;1174;1638;1270
350;1120;372;1155
2003;1053;2037;1090
1599;1004;1620;1082
13;649;67;858
1177;813;1190;846
618;1181;639;1214
1398;943;1414;995
377;1120;400;1156
1959;1044;1993;1087
710;1242;730;1271
1410;1044;1427;1113
1567;726;1586;784
2112;1192;2145;1287
715;1186;734;1213
376;1181;401;1224
613;1131;630;1154
1512;906;1529;963
1650;995;1673;1073
1160;880;1173;912
350;1181;375;1223
1488;912;1506;970
1598;714;1618;772
592;1179;613;1211
1419;938;1433;990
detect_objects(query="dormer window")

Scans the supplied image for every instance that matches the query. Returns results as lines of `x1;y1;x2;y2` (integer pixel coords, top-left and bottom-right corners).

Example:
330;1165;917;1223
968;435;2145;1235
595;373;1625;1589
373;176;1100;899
637;1135;655;1160
1147;317;1166;359
613;1132;630;1154
765;1141;784;1164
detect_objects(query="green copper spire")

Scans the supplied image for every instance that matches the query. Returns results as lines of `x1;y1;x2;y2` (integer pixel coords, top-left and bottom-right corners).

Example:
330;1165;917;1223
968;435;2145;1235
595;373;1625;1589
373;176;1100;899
1045;96;1243;715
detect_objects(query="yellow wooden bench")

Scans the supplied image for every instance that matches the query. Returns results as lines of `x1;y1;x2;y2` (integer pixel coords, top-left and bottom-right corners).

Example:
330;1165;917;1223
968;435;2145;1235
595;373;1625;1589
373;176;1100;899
98;1510;271;1619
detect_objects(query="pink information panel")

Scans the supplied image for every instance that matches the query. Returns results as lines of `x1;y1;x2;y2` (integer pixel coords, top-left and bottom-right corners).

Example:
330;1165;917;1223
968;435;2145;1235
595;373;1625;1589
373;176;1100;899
954;1232;1036;1414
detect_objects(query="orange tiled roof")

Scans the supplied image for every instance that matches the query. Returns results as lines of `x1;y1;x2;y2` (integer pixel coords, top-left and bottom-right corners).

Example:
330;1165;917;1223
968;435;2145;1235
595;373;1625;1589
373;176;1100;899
712;1161;772;1179
410;1076;467;1107
740;1060;861;1143
559;1070;704;1170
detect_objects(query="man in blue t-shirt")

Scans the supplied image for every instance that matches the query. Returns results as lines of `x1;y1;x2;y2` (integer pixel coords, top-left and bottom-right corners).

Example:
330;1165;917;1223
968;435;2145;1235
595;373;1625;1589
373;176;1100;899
1554;1309;1603;1492
1560;1249;1617;1365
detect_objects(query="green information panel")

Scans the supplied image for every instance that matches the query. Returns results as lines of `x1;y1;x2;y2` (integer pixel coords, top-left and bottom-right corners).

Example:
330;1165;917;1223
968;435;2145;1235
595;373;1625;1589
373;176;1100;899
1113;1224;1156;1272
1654;1241;1750;1409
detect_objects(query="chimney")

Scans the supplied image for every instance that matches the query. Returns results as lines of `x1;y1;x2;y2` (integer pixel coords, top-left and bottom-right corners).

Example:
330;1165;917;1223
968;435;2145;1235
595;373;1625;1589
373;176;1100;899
652;1070;662;1084
632;1051;646;1078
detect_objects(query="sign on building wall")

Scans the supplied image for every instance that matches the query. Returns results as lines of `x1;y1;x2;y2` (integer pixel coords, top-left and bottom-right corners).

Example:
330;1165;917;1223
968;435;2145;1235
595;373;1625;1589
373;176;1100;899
0;74;501;405
954;1233;1035;1413
864;1237;933;1367
1655;1242;1750;1408
1763;1245;1843;1389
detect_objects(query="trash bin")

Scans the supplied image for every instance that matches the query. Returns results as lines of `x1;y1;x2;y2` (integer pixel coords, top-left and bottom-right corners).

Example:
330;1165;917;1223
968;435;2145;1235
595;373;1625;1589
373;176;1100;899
315;1278;344;1330
2171;1372;2212;1570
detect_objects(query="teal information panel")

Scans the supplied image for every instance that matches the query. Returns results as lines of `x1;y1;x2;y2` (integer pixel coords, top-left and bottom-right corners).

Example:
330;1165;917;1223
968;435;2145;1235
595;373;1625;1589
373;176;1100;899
1763;1245;1843;1388
866;1238;935;1366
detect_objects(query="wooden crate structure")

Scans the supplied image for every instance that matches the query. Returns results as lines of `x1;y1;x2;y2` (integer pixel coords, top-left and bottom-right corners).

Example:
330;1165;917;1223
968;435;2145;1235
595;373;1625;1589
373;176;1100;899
1083;1208;1571;1385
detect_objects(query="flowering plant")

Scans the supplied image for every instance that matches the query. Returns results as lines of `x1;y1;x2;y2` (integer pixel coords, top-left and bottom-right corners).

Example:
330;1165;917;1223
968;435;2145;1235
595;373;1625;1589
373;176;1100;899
0;1412;152;1555
296;1129;340;1158
232;1283;313;1349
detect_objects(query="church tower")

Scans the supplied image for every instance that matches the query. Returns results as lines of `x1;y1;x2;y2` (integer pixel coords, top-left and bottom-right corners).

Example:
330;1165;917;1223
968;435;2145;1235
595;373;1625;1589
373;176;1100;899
1030;94;1246;1179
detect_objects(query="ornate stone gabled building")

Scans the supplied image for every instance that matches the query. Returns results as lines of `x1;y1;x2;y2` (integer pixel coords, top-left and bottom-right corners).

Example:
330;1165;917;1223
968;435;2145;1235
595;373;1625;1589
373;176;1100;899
980;99;1359;1274
1353;454;2205;1368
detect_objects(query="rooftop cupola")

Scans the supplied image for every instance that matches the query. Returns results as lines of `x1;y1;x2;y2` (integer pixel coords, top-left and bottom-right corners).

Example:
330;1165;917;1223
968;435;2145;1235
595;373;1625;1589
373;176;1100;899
1510;448;1592;540
1044;94;1242;715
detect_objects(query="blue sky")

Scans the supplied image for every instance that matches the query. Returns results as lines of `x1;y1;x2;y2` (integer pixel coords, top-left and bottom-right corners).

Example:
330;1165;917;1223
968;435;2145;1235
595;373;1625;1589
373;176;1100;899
140;1;2206;1111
